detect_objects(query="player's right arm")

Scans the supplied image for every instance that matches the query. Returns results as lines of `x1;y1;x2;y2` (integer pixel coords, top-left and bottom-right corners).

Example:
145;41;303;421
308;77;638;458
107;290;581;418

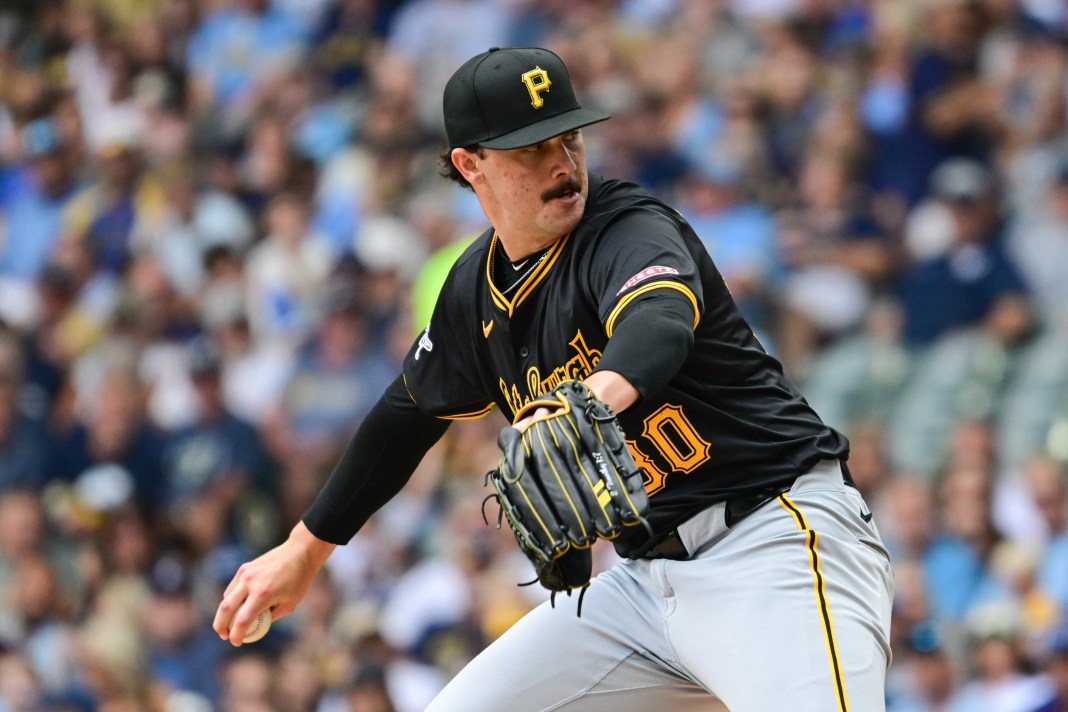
216;240;493;646
213;374;450;646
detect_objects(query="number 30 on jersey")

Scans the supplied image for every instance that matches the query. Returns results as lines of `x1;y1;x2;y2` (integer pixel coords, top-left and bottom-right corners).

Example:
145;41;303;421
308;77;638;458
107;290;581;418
628;404;711;495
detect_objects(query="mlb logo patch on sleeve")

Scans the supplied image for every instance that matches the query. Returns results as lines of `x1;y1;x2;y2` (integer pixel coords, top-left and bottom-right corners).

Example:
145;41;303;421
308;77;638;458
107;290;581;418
617;266;680;295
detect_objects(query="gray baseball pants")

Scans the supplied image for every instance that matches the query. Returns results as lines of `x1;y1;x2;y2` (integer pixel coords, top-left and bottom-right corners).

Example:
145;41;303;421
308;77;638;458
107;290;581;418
424;460;894;712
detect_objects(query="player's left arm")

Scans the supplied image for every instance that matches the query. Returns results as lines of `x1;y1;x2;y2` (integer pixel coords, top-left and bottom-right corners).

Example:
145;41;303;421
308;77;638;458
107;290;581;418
517;210;700;427
587;209;703;411
583;369;640;414
515;292;695;431
589;292;696;410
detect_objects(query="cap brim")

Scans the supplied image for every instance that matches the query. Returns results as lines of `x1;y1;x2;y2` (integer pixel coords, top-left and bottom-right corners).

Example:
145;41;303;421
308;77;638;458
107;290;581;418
479;108;610;149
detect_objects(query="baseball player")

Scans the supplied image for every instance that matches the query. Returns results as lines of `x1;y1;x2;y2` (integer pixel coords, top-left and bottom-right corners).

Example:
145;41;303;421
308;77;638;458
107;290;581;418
215;47;893;711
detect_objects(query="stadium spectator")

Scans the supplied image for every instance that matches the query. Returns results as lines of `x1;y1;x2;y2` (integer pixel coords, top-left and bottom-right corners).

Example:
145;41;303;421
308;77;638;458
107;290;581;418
244;191;334;348
1006;163;1068;329
185;0;307;116
1027;459;1068;615
64;125;160;276
887;621;957;712
160;338;274;556
218;650;277;712
141;552;228;704
0;118;78;310
0;332;50;492
263;280;394;524
48;365;167;513
1030;623;1068;712
945;603;1054;712
897;158;1031;348
924;463;1008;622
868;0;997;206
678;152;779;335
777;143;897;376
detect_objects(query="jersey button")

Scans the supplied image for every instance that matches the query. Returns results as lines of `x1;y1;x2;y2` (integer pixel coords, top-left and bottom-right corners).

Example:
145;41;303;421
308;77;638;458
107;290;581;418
518;347;529;358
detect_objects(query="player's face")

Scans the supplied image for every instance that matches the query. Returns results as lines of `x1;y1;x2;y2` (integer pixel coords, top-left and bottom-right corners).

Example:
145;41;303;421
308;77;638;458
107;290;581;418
472;130;588;251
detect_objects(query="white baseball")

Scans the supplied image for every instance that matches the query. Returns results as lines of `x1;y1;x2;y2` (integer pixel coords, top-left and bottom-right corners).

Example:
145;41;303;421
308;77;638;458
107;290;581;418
237;609;272;644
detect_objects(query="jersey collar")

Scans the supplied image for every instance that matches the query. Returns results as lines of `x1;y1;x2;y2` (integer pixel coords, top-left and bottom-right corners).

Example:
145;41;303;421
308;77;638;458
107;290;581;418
485;230;571;317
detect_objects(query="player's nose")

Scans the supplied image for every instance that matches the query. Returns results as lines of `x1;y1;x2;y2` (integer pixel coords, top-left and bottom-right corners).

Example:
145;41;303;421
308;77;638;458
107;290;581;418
545;136;578;176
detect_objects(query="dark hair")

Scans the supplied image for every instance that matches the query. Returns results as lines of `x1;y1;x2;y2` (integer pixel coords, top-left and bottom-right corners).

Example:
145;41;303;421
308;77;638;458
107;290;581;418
438;145;485;191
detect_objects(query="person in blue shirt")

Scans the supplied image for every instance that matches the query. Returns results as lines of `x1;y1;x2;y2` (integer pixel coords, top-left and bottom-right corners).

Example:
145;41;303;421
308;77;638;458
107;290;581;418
679;153;779;336
1031;624;1068;712
161;339;273;554
143;552;229;704
864;2;995;207
0;334;49;494
923;463;1011;622
0;118;77;281
186;0;307;111
48;367;167;515
311;0;393;92
886;621;956;712
897;158;1031;348
1026;459;1068;618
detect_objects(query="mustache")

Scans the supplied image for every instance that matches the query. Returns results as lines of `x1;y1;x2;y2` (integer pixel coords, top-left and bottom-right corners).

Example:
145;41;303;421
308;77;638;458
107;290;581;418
542;176;582;202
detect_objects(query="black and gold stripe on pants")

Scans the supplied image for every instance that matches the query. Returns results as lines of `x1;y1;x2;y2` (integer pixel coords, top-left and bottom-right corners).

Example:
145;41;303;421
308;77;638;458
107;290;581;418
777;493;849;712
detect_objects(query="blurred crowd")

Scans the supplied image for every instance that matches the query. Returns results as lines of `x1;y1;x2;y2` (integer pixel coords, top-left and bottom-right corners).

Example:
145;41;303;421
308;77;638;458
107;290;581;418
0;0;1067;710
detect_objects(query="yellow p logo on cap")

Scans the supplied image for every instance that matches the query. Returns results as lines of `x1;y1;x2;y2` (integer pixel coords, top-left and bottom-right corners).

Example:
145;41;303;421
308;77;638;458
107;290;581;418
521;66;552;109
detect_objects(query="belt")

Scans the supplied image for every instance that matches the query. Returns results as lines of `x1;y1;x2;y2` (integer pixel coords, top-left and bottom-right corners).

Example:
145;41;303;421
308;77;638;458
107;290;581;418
643;484;789;560
640;460;854;561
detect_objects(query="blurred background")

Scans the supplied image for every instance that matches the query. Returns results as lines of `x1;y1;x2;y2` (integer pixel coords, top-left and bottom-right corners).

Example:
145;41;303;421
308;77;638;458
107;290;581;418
0;0;1067;710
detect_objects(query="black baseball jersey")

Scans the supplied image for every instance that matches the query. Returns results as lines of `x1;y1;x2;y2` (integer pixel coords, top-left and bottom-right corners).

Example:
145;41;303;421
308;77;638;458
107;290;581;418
403;173;848;544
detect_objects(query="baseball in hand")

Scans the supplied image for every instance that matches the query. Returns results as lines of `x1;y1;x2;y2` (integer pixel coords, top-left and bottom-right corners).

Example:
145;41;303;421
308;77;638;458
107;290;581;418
236;609;272;643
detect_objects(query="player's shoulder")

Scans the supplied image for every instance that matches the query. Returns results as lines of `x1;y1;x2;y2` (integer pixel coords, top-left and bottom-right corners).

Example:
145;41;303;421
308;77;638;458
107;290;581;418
445;227;494;278
583;174;686;239
588;174;680;221
587;173;659;213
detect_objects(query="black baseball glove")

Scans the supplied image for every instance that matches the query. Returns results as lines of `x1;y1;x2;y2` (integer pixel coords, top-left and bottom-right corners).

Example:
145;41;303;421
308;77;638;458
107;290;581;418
484;381;650;604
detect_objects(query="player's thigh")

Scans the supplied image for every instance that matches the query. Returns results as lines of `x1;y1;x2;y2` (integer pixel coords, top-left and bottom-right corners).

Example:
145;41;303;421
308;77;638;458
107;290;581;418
425;563;713;712
550;653;722;712
666;487;893;712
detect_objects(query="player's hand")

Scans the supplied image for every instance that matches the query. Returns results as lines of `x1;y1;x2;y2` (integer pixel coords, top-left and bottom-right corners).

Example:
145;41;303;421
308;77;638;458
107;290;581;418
213;521;336;646
512;371;639;432
513;406;557;432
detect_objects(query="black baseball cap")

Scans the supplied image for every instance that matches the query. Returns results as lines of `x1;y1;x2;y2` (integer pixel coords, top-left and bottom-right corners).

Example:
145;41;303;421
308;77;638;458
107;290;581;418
443;47;610;150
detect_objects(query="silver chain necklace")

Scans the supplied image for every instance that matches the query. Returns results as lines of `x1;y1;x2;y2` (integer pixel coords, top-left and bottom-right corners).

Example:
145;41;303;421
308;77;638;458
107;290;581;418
496;248;550;295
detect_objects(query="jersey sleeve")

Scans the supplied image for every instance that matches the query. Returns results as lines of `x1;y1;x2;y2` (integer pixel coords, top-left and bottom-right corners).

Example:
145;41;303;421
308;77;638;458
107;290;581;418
401;264;496;421
590;209;704;336
302;375;450;544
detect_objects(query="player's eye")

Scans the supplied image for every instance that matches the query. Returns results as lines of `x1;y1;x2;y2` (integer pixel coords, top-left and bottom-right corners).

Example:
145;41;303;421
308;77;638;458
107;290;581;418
520;132;580;154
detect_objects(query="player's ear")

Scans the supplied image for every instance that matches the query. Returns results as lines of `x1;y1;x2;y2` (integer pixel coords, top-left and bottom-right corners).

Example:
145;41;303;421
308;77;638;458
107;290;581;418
452;147;484;186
